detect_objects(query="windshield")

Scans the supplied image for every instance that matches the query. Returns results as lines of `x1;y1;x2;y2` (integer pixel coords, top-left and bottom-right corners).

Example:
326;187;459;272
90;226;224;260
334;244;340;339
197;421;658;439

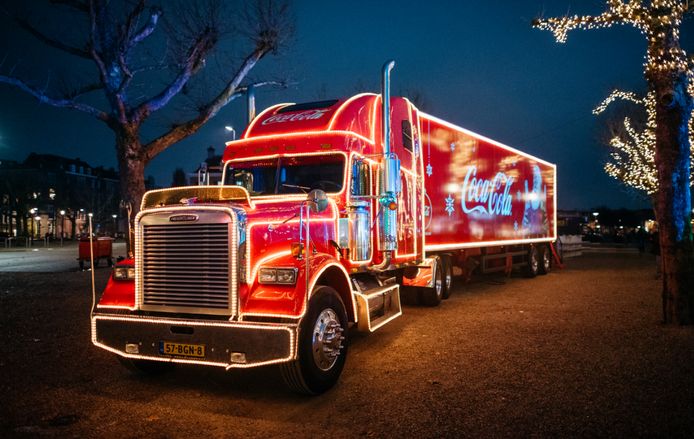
224;154;345;195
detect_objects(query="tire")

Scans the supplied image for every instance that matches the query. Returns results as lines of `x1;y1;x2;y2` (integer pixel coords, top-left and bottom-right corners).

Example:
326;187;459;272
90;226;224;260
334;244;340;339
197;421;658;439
280;286;348;395
420;256;443;306
525;245;539;278
117;356;174;375
538;245;551;275
441;254;453;300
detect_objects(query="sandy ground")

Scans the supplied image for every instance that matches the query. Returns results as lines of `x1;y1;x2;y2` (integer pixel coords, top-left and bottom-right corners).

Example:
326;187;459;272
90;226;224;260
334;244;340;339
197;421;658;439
1;254;693;438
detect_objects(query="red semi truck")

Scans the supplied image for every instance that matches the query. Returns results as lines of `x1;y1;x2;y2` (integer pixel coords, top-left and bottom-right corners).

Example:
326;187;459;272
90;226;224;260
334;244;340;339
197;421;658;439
92;62;557;394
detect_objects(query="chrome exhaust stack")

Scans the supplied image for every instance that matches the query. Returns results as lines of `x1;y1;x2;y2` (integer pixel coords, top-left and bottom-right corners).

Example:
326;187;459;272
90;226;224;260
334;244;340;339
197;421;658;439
373;60;400;271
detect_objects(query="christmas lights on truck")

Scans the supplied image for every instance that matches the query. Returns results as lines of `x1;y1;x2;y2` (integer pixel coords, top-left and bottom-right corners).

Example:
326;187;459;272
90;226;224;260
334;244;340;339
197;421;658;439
91;61;557;394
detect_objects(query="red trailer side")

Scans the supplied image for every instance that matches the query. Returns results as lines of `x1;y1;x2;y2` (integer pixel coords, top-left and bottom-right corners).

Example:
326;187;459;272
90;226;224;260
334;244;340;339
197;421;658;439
419;113;557;252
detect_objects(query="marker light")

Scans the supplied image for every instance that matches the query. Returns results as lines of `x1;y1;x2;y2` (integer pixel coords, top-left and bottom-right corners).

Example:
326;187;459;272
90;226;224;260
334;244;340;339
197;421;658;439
113;266;136;280
291;242;304;257
258;268;297;285
388;201;398;211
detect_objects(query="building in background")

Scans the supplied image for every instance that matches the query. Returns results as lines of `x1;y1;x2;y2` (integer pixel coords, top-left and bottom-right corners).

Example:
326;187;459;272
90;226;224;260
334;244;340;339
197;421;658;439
186;146;223;186
0;153;120;239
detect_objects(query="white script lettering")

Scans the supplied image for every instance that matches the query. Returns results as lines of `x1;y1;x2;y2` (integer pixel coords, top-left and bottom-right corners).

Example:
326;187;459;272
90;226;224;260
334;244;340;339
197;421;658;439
460;166;513;216
261;109;329;125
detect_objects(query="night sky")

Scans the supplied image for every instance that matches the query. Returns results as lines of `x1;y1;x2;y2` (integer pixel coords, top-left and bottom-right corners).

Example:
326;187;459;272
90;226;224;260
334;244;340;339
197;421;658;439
1;1;692;209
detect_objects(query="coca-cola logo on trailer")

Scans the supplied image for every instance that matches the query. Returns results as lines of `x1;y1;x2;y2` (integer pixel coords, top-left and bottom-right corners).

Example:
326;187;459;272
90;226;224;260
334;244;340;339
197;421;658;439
461;166;514;217
261;109;329;125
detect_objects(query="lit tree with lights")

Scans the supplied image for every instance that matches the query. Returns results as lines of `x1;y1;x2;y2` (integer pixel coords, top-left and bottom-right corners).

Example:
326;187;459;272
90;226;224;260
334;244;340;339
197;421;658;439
534;0;694;324
593;89;694;198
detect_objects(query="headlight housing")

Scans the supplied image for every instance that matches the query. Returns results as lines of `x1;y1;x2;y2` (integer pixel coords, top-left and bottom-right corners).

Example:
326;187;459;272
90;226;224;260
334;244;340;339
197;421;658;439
113;266;135;280
258;267;297;285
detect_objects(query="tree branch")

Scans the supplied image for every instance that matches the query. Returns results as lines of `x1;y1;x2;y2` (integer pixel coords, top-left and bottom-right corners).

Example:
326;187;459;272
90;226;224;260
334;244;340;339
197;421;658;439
64;82;103;99
15;16;90;59
129;6;161;48
131;27;218;123
142;49;272;162
0;74;110;123
533;1;649;43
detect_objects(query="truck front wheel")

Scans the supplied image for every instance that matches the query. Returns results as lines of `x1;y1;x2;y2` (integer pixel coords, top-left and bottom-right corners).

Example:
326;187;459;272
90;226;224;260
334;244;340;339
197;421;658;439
280;286;348;395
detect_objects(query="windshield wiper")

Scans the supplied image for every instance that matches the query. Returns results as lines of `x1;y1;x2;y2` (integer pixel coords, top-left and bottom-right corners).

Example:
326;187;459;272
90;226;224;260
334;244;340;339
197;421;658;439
281;183;310;193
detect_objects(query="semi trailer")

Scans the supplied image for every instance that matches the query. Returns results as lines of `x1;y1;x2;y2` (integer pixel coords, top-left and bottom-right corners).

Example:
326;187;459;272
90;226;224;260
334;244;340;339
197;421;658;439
91;61;557;394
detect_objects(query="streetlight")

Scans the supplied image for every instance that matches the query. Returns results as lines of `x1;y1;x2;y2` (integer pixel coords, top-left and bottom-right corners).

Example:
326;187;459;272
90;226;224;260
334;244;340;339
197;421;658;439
34;215;41;239
225;125;236;141
112;214;117;237
59;210;66;246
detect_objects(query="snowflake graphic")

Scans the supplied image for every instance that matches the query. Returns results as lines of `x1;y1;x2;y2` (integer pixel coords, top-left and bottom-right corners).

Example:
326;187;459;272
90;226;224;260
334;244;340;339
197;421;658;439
514;221;519;232
426;163;433;176
445;194;455;216
450;142;456;152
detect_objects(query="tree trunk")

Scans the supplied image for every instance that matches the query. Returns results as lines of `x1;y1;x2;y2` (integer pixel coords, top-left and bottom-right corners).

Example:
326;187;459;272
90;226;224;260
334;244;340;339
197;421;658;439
652;70;694;325
116;128;147;256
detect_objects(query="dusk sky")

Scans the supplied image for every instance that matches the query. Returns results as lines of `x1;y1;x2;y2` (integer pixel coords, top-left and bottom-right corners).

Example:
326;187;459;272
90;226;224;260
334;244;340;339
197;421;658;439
1;1;692;209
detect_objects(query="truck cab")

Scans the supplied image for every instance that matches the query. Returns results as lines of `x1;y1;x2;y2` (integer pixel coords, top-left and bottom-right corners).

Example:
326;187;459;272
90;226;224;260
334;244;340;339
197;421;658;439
91;63;557;394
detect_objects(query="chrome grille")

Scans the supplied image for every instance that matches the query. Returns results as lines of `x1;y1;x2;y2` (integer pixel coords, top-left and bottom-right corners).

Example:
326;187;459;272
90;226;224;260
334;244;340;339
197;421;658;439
142;222;230;312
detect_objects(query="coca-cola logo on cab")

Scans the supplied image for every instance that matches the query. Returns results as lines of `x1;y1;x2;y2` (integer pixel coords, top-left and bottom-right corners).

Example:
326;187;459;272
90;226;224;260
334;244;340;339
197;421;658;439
261;109;329;125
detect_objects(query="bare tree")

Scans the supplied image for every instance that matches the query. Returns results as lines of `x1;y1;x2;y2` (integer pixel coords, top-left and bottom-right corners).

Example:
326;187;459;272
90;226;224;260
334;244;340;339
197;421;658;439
534;1;694;324
0;0;292;221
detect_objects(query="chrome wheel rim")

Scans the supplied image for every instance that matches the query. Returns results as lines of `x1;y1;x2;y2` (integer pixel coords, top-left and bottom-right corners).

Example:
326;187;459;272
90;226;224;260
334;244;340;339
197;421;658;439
445;265;452;290
312;308;345;371
531;250;539;273
435;267;443;298
543;251;550;271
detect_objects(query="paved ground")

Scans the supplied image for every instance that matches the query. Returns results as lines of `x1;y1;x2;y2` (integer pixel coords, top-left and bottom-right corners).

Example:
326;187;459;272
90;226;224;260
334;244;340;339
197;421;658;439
1;254;693;438
0;242;127;272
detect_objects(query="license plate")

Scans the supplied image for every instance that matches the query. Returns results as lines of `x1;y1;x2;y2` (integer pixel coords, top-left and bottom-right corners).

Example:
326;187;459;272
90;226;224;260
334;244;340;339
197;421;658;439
159;341;205;358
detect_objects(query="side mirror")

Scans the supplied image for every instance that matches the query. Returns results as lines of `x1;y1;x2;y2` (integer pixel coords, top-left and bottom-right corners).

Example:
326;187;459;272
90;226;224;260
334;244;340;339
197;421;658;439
307;189;329;213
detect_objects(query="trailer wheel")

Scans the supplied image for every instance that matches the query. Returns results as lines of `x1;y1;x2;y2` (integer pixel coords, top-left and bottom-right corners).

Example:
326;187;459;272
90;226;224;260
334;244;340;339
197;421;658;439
525;246;539;278
280;286;348;395
441;255;453;299
538;245;551;275
117;356;174;375
420;256;443;306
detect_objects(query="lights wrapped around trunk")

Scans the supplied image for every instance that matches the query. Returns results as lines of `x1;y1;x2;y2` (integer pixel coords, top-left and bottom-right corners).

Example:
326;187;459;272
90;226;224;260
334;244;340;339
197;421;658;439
258;268;298;285
113;266;135;280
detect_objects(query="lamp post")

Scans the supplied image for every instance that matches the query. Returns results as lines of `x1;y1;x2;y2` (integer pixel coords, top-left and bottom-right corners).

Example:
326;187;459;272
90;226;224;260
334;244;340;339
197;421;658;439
112;214;117;237
34;215;41;240
79;208;85;236
225;125;236;141
59;210;66;246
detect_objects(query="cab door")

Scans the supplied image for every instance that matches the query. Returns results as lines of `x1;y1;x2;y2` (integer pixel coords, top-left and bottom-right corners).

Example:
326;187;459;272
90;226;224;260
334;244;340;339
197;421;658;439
390;98;418;261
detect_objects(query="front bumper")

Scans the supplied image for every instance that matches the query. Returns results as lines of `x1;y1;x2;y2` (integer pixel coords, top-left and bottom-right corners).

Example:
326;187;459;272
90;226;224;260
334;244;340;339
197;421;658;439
92;314;297;369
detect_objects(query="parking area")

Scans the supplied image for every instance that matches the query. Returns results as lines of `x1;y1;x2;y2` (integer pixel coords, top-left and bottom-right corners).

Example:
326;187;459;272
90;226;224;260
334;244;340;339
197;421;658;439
1;254;693;437
0;241;127;272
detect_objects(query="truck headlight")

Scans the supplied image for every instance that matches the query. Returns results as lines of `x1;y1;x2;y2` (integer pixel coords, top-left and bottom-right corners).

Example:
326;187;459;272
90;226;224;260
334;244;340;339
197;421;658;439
113;266;135;280
258;268;297;285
